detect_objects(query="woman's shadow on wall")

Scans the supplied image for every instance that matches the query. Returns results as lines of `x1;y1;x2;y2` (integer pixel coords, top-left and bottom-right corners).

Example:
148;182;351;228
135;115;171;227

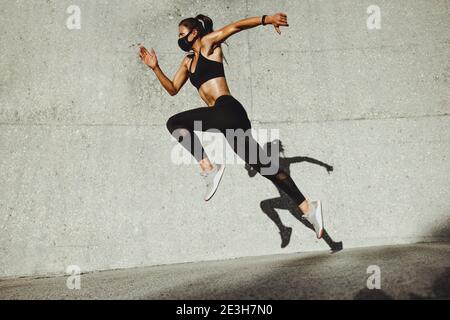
245;139;343;252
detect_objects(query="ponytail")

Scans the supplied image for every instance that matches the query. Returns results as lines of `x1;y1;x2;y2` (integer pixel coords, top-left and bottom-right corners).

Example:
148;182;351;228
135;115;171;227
195;14;213;36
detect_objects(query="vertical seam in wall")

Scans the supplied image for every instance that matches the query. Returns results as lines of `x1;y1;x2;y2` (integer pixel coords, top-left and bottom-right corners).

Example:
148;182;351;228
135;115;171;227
307;0;331;120
245;0;254;120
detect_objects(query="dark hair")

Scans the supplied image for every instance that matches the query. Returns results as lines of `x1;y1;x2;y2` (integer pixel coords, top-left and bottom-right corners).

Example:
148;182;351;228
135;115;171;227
179;14;229;65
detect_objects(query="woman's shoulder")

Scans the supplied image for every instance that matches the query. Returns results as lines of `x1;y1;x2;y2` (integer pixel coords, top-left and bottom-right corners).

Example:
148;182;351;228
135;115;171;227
182;53;195;65
201;43;223;60
181;54;194;71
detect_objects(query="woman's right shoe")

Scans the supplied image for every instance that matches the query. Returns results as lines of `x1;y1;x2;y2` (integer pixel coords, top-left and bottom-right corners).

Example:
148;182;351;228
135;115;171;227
200;163;226;201
303;200;324;239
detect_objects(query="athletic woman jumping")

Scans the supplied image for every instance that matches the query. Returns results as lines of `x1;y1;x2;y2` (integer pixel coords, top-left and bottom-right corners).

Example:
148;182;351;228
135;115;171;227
139;13;325;239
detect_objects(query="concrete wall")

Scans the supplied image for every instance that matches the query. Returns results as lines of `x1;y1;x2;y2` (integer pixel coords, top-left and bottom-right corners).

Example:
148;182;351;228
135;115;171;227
1;0;449;278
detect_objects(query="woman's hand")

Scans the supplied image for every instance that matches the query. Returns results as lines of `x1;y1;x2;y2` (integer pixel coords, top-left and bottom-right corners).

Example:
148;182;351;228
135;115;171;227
267;13;289;35
139;46;158;70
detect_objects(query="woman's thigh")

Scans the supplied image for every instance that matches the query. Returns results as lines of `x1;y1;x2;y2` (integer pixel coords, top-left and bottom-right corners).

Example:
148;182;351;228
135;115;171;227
168;106;247;133
167;107;213;131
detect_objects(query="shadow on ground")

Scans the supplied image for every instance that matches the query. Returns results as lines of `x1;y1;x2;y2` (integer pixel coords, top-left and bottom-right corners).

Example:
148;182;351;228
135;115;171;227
142;243;450;300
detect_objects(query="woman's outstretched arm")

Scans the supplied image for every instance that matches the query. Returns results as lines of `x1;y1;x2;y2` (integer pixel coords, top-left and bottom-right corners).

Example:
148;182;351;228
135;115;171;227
139;46;188;96
202;12;289;47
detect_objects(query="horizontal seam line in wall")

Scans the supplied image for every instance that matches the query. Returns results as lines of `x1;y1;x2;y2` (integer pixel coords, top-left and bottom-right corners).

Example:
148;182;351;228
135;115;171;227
0;113;448;128
247;43;450;54
0;123;162;128
254;113;450;125
136;41;446;55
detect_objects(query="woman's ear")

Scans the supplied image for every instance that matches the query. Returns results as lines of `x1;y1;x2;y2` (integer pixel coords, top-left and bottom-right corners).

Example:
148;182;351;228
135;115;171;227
192;28;200;39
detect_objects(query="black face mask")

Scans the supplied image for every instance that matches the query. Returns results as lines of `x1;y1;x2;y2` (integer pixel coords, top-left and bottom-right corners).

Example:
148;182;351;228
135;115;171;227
178;29;198;52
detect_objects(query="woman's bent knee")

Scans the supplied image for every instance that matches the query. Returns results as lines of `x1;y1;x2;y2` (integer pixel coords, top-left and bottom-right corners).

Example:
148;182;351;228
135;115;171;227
166;116;175;133
167;115;185;134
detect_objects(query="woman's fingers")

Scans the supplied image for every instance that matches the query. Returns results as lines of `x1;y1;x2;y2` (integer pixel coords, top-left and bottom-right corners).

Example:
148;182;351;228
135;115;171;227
279;17;288;25
277;12;288;24
138;46;156;66
274;12;289;31
139;51;149;64
139;46;152;66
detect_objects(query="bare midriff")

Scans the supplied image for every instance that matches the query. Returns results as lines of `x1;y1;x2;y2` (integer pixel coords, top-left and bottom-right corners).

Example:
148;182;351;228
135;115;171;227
197;77;232;107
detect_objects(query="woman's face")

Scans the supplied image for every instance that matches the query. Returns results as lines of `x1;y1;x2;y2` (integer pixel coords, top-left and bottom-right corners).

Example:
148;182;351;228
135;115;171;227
178;25;197;41
178;25;199;52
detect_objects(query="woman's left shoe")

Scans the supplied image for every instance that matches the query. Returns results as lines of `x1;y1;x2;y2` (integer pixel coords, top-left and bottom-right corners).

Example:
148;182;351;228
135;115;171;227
330;241;343;252
279;226;292;248
201;164;226;201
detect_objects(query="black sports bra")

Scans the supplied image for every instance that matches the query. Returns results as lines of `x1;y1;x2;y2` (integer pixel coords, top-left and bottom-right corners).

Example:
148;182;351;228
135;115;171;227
188;51;225;90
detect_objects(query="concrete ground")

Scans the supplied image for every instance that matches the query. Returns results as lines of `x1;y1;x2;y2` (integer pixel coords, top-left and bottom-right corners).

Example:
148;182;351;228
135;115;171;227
0;242;449;300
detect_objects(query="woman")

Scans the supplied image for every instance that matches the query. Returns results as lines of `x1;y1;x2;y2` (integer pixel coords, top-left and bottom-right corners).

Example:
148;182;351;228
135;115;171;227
139;13;325;239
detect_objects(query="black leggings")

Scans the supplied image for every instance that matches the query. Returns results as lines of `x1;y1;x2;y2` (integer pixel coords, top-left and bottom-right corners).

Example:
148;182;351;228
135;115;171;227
166;94;306;206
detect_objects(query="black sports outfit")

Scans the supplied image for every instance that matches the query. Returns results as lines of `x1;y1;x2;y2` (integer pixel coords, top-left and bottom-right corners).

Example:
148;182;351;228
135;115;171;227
166;50;306;206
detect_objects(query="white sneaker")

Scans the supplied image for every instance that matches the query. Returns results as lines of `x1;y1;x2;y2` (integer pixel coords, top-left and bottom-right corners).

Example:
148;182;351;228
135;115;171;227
200;164;226;201
303;200;324;239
